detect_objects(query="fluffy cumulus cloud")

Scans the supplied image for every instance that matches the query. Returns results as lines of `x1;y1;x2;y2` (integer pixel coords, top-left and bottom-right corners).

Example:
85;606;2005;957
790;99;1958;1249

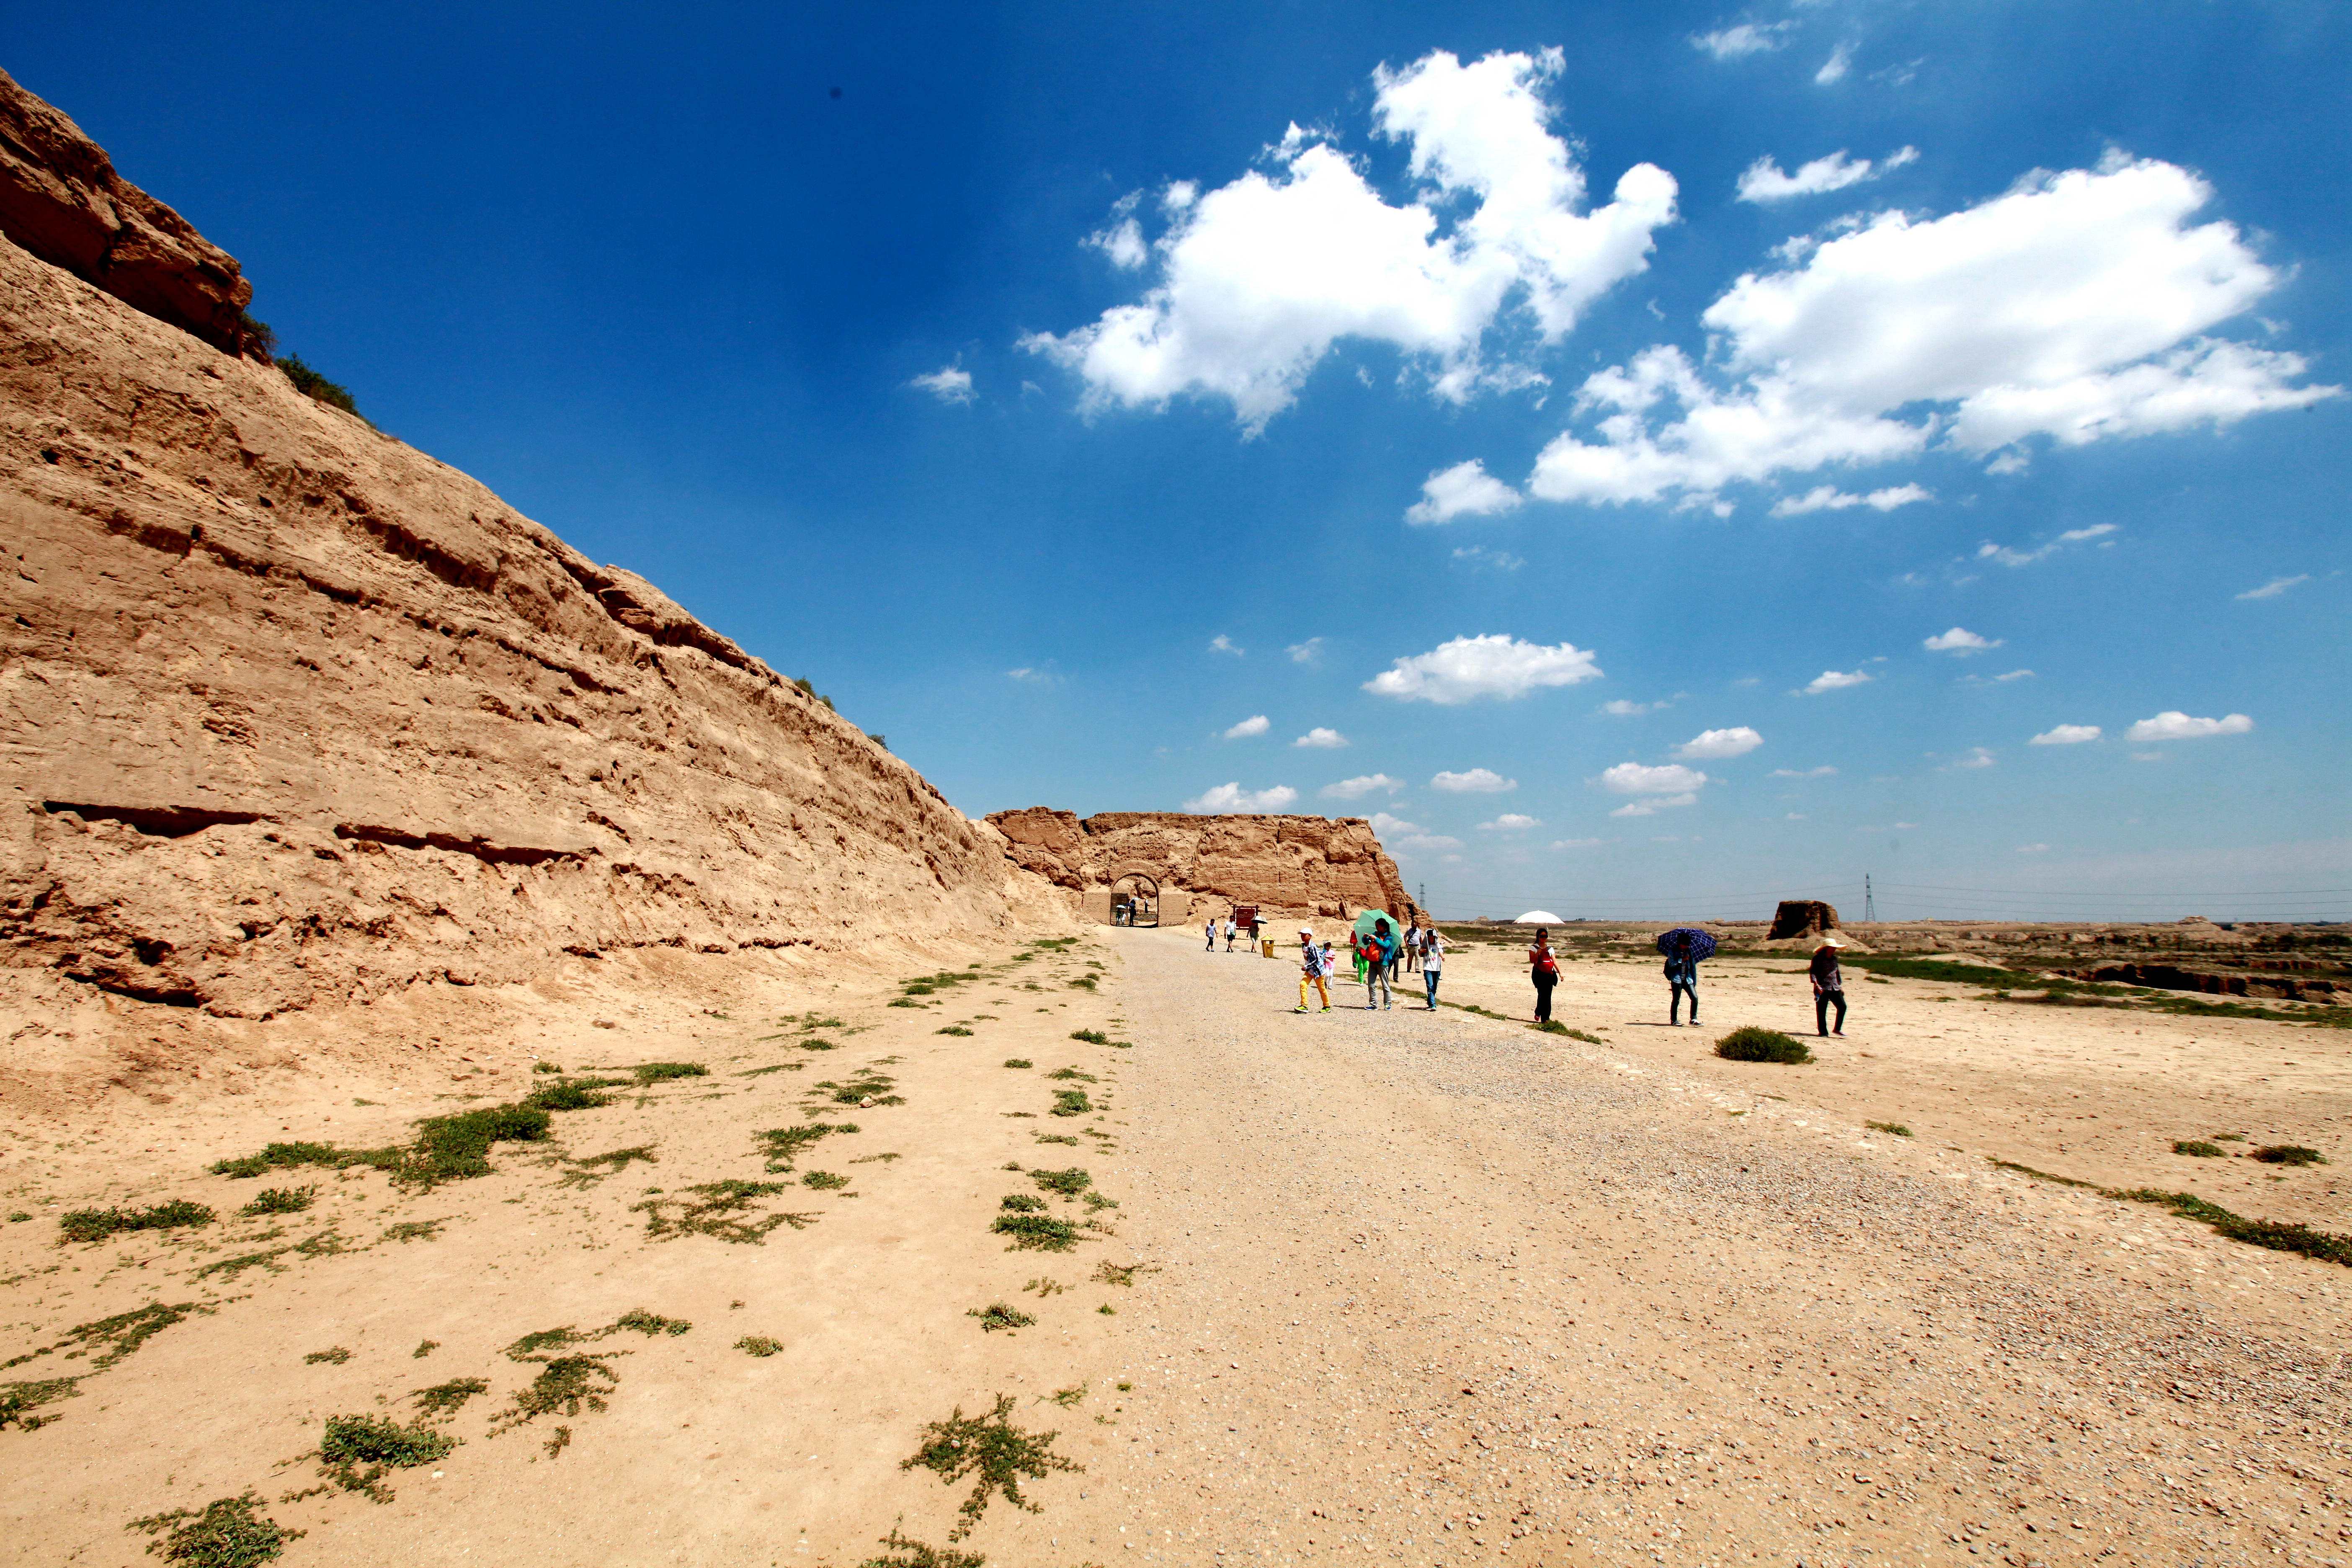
1222;714;1270;739
1525;155;2337;511
2126;711;2254;742
1293;727;1349;748
1674;726;1763;759
1023;49;1678;432
2031;724;2102;745
1366;634;1602;704
1735;146;1916;204
1323;773;1402;799
1599;761;1707;815
1368;810;1457;852
1406;459;1524;524
1184;781;1300;812
1433;767;1517;793
1923;626;2001;654
1770;483;1929;516
1480;813;1541;831
1803;669;1871;694
908;364;975;405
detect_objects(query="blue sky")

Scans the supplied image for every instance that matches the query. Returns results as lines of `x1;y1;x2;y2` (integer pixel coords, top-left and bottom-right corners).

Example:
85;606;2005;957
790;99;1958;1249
23;1;2348;921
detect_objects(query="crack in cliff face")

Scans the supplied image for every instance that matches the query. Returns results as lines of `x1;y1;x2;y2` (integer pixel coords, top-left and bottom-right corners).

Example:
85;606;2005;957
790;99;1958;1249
42;801;268;837
331;823;599;868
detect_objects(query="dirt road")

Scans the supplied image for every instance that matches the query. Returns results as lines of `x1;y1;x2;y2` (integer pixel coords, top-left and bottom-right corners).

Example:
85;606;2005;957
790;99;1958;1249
1075;926;2350;1565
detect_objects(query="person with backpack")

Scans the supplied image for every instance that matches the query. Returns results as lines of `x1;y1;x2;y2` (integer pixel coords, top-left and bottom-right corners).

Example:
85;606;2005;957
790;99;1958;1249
1359;918;1398;1009
1418;926;1445;1009
1402;920;1421;974
1293;927;1332;1013
1527;928;1560;1024
1664;946;1699;1026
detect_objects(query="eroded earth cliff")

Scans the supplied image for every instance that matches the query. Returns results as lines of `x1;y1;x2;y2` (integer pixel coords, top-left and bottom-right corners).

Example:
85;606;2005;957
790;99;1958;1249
989;807;1418;924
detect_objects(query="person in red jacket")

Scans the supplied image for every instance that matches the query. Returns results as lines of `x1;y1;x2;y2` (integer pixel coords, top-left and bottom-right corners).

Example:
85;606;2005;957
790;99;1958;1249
1528;928;1560;1024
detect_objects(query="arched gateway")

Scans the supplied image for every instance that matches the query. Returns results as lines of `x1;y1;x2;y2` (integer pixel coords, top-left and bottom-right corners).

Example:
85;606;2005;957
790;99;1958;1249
1109;871;1160;927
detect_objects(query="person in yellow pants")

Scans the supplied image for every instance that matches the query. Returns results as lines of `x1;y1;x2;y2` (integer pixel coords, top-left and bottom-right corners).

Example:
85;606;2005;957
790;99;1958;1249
1294;927;1331;1012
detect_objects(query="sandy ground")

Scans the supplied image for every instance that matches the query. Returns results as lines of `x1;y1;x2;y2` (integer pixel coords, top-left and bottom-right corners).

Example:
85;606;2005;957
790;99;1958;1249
3;926;2348;1566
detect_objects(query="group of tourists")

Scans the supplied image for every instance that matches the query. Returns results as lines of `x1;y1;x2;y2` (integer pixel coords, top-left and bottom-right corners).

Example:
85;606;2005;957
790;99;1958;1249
1260;913;1854;1037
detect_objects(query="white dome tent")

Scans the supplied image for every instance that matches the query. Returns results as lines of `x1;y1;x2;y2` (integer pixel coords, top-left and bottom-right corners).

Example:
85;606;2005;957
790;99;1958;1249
1515;909;1563;924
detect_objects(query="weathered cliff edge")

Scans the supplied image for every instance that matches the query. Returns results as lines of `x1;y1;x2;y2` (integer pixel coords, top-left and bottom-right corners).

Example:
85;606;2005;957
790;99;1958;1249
988;809;1419;926
0;80;1055;1026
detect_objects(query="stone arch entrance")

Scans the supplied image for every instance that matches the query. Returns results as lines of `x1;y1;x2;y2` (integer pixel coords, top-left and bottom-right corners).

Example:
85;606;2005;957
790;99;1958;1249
1109;872;1161;927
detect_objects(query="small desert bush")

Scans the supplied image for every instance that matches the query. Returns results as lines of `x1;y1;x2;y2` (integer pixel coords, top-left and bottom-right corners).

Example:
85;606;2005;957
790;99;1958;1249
967;1302;1035;1333
317;1413;454;1498
242;1186;316;1217
1715;1027;1812;1064
279;353;360;416
992;1210;1080;1251
861;1527;986;1568
59;1199;214;1245
631;1062;707;1084
1050;1089;1093;1117
127;1491;301;1565
1029;1167;1091;1197
1069;1030;1110;1045
900;1393;1083;1540
521;1076;629;1112
1866;1121;1913;1138
2173;1140;2227;1158
2251;1145;2326;1166
801;1171;850;1190
1003;1058;1032;1069
736;1335;784;1357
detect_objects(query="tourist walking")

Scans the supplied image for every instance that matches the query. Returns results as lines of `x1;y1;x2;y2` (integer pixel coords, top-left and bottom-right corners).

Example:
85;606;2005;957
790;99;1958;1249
1402;920;1421;973
1665;948;1699;1026
1205;917;1216;952
1419;926;1445;1010
1222;916;1235;952
1810;935;1848;1037
1360;918;1398;1010
1294;927;1331;1013
1528;928;1559;1024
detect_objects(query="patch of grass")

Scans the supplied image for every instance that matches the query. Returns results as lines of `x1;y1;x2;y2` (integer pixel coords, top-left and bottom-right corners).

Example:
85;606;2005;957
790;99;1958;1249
1866;1121;1914;1138
1093;1259;1154;1287
1068;975;1099;990
412;1340;440;1359
533;1061;561;1074
239;1186;315;1217
1714;1027;1813;1065
1022;1277;1064;1296
936;1026;974;1037
559;1144;660;1188
1050;1089;1093;1117
380;1220;443;1243
1990;1159;2352;1269
2174;1140;2228;1158
0;1376;80;1430
316;1412;455;1501
279;352;360;416
1068;1029;1110;1045
967;1302;1035;1333
1047;1066;1097;1082
1000;1194;1046;1212
208;1140;397;1180
756;1122;853;1173
403;1104;552;1185
1845;955;2027;987
992;1210;1081;1251
800;1038;841;1050
1048;1382;1086;1407
612;1309;691;1337
50;1301;217;1371
1029;1167;1091;1197
1032;1133;1080;1146
861;1526;987;1568
1003;1058;1032;1069
303;1346;351;1365
737;1335;783;1357
901;1392;1084;1541
802;1171;851;1190
739;1064;799;1077
294;1229;349;1259
192;1248;288;1282
59;1199;214;1245
1530;1021;1606;1043
127;1491;302;1565
632;1181;818;1243
632;1062;707;1084
2251;1145;2327;1166
851;1152;901;1164
520;1076;629;1112
490;1356;619;1436
410;1377;487;1418
811;1069;905;1107
1097;1303;1116;1315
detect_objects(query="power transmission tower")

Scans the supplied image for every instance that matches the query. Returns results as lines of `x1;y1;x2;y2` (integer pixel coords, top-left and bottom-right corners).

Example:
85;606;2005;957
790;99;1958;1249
1864;873;1876;923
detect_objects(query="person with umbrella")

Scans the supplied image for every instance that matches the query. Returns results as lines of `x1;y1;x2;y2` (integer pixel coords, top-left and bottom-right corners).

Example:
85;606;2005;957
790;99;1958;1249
1657;926;1715;1027
1527;928;1560;1024
1352;910;1401;1010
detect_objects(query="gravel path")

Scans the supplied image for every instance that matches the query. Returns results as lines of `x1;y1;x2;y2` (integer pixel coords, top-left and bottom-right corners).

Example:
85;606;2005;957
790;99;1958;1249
1075;929;2351;1566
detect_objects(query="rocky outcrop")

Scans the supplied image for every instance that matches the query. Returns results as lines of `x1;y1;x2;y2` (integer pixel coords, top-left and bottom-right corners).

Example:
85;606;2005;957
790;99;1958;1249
0;68;265;356
0;155;1052;1018
988;809;1418;925
2070;963;2342;1002
1768;900;1840;940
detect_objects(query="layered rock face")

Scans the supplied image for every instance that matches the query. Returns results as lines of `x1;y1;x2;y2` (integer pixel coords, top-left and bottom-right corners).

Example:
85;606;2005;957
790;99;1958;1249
0;69;265;356
0;97;1046;1020
988;809;1419;926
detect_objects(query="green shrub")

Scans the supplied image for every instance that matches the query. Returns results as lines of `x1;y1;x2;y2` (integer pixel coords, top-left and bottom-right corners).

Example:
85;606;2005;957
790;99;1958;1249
407;1104;550;1182
2251;1145;2327;1166
967;1302;1035;1333
1029;1167;1091;1197
900;1393;1083;1540
1003;1058;1032;1069
737;1335;783;1357
861;1527;986;1568
1069;1030;1110;1045
992;1210;1080;1251
1714;1027;1812;1065
2173;1140;2227;1158
241;1186;316;1217
127;1491;301;1565
631;1062;707;1084
59;1199;214;1245
521;1076;628;1112
279;353;360;417
1050;1089;1093;1117
1866;1121;1913;1138
936;1026;973;1037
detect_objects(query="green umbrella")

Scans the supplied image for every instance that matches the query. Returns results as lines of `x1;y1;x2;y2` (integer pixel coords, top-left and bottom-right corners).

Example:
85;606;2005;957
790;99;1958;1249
1352;908;1402;942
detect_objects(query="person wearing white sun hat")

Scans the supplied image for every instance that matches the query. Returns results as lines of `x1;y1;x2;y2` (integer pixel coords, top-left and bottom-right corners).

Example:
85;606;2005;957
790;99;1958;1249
1810;934;1848;1038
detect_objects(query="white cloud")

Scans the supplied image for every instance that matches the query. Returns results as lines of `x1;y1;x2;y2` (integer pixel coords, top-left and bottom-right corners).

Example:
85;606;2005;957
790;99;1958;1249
1208;634;1245;656
1977;523;2117;567
1407;459;1524;524
1948;746;1997;769
1675;726;1763;759
1368;811;1421;837
1550;837;1602;849
1023;49;1678;433
1088;205;1149;269
1184;781;1300;813
1451;545;1526;571
1814;43;1853;84
1285;637;1325;664
1006;666;1057;685
1923;626;2002;654
1601;697;1665;716
1433;767;1517;794
1735;147;1915;204
2125;711;2253;742
1366;634;1602;704
1984;451;2031;475
1222;714;1270;739
1599;761;1708;796
1323;774;1403;800
1803;669;1871;694
1771;765;1836;778
1293;727;1349;748
1526;156;2337;511
908;364;975;405
2236;574;2310;601
1479;813;1541;831
1692;22;1789;59
1611;793;1697;818
1398;833;1465;853
1994;668;2035;682
2030;724;2102;745
1770;482;1931;516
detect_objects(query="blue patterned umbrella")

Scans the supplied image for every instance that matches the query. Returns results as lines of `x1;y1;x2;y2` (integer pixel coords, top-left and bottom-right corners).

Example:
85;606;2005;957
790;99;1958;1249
1657;927;1717;962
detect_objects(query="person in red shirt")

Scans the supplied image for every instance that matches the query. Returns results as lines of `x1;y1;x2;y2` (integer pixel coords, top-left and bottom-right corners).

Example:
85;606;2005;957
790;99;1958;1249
1528;928;1559;1023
